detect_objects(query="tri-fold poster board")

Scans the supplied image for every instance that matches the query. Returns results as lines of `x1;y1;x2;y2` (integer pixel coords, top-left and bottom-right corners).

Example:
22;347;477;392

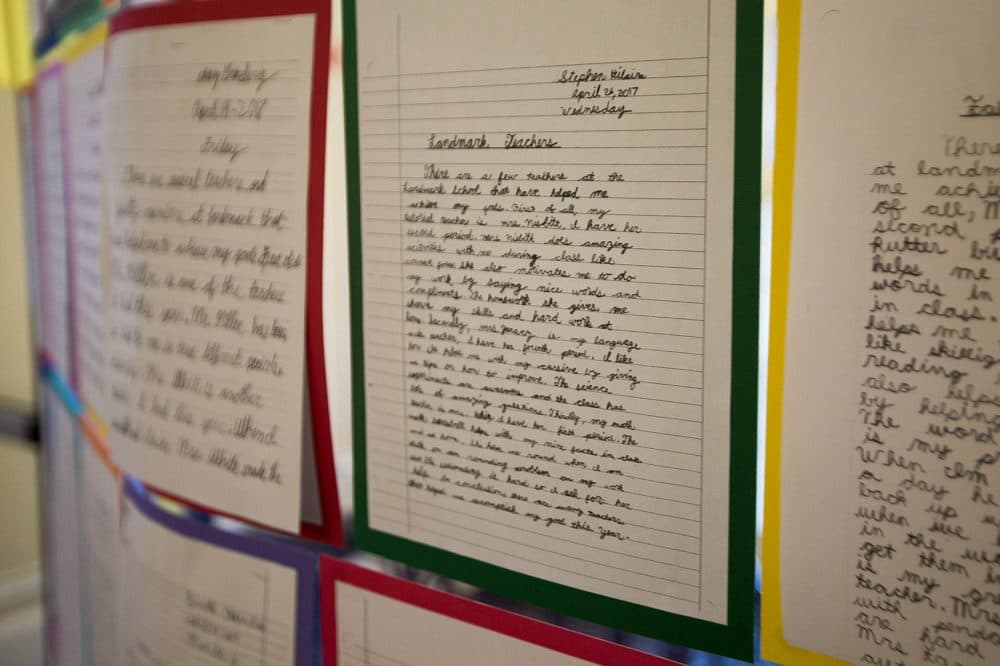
25;0;766;660
56;0;1000;663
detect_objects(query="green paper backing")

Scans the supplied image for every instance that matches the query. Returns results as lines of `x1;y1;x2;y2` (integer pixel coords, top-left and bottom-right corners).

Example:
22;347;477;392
344;0;763;659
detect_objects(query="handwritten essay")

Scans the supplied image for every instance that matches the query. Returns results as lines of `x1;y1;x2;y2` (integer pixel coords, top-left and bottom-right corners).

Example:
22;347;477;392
66;43;108;411
104;12;319;529
352;0;747;624
777;2;1000;663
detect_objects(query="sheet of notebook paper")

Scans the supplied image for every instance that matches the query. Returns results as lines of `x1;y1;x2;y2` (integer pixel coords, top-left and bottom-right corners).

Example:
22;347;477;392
355;0;736;622
118;493;299;666
66;44;107;410
103;14;317;529
35;67;73;373
335;580;591;666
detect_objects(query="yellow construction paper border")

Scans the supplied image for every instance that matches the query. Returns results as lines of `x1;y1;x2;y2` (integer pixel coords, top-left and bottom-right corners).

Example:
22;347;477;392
761;1;851;664
38;19;107;69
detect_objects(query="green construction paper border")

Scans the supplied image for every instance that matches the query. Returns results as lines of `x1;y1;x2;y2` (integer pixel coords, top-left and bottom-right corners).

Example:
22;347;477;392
345;1;762;660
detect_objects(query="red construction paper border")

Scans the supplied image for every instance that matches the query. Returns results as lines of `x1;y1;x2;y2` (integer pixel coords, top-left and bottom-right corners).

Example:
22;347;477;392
108;0;342;546
320;558;684;666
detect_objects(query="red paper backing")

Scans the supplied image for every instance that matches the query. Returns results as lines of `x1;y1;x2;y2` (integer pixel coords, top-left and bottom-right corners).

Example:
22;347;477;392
108;0;341;546
320;558;684;666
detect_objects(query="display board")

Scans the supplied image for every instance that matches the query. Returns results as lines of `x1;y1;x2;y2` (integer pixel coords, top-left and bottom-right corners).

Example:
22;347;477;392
344;0;761;658
764;1;1000;664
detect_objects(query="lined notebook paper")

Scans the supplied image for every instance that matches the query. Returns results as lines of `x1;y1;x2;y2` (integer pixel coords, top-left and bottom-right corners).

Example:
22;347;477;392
104;11;318;530
66;40;107;411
